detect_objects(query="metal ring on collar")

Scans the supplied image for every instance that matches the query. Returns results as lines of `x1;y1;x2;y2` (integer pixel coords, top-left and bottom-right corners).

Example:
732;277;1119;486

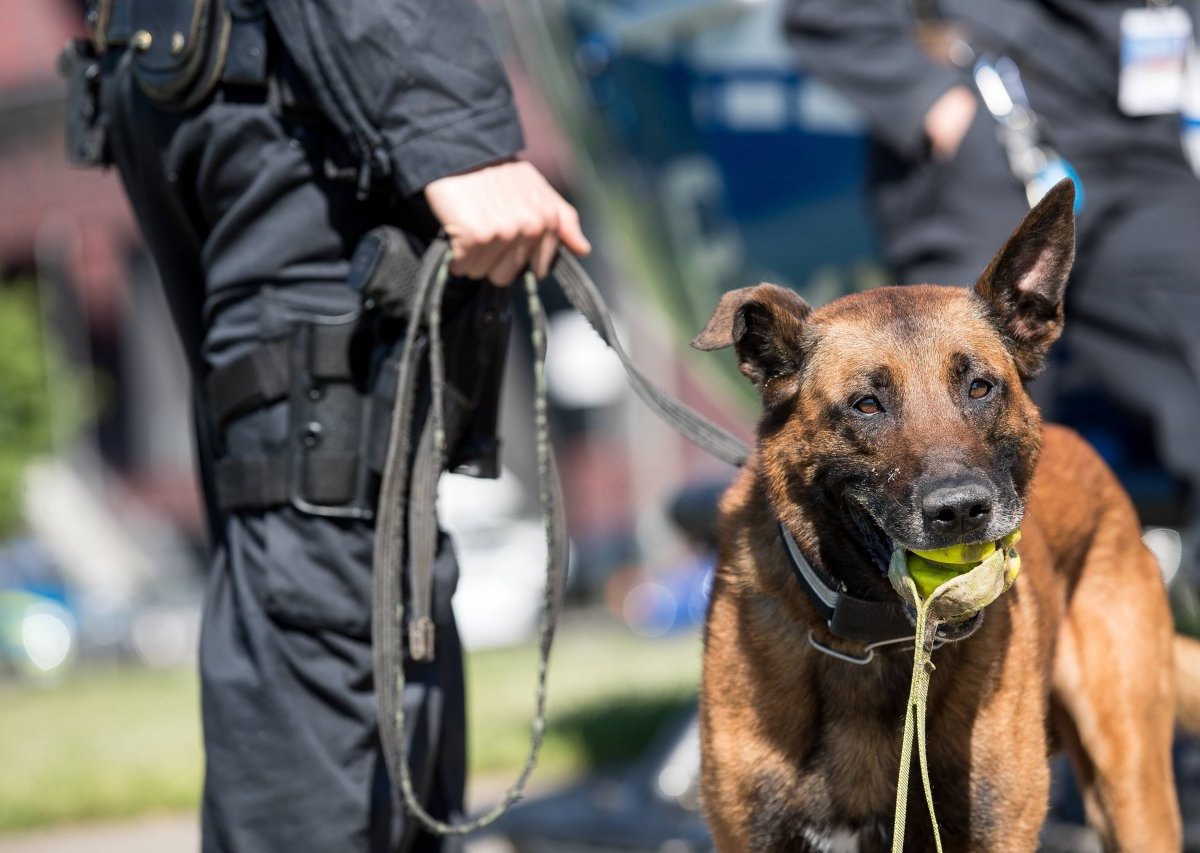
807;631;914;666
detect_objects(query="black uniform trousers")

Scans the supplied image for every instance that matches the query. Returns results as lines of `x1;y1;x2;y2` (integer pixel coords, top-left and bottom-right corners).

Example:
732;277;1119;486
101;52;466;852
869;103;1200;575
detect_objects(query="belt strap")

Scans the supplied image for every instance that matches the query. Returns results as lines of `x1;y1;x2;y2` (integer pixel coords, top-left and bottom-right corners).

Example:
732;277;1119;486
213;450;359;510
204;322;356;429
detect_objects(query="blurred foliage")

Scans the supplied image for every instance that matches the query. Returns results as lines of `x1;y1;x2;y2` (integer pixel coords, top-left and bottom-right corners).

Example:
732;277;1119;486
0;283;53;537
0;621;700;832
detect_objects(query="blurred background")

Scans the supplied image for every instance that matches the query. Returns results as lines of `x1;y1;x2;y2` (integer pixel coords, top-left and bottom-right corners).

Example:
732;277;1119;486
0;0;1196;850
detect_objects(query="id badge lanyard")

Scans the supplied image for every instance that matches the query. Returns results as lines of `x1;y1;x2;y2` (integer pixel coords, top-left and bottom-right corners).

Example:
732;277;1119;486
972;55;1086;213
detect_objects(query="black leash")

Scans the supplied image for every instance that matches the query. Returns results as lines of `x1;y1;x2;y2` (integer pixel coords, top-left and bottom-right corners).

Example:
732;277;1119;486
373;242;749;835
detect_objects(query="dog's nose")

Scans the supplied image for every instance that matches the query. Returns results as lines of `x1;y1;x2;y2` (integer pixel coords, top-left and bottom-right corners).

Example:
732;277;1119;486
922;482;992;537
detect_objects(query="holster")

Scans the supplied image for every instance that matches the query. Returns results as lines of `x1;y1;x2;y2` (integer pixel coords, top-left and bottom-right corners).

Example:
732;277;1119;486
349;226;512;479
206;228;512;519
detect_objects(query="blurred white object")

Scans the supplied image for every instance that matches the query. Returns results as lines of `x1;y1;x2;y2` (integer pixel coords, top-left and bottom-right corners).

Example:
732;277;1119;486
1144;527;1183;585
0;592;76;678
656;714;700;807
130;605;201;668
20;600;76;674
1183;43;1200;176
546;310;628;409
22;458;155;604
440;470;558;650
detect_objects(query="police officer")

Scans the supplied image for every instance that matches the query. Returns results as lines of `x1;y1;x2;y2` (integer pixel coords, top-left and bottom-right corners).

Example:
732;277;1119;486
785;0;1200;578
70;0;588;849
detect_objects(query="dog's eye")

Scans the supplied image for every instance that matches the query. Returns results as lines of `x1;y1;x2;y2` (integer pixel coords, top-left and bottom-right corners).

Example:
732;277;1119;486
969;379;993;400
854;395;883;414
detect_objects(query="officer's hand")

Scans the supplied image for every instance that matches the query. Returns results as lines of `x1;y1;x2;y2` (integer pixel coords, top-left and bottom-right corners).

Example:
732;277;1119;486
924;86;977;161
424;160;591;286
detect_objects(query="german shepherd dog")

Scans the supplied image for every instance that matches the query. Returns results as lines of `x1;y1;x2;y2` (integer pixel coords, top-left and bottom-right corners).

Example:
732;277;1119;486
694;181;1200;851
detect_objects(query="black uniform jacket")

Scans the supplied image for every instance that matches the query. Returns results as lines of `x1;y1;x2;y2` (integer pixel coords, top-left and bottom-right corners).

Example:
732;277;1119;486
265;0;526;195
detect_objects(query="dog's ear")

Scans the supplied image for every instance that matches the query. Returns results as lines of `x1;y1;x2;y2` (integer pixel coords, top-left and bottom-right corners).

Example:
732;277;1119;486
974;179;1076;378
692;283;811;400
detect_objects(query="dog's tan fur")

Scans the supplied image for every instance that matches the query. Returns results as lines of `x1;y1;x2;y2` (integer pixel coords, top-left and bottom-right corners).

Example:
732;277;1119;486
696;182;1198;851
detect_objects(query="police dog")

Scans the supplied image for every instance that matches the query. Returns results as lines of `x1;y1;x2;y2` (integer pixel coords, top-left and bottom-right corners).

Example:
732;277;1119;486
694;181;1200;851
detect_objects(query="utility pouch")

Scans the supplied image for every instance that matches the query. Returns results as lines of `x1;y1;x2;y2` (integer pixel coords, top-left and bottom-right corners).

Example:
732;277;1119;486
129;0;230;111
59;38;109;167
350;227;513;479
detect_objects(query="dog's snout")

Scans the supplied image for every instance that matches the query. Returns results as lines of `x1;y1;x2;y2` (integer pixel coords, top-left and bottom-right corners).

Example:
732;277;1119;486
922;482;992;537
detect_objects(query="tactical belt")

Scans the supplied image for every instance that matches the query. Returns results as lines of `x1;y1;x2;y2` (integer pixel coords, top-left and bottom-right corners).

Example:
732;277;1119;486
64;0;269;167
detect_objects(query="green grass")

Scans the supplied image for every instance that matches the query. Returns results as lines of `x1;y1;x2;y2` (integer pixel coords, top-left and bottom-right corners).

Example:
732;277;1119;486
466;623;699;777
0;621;700;833
0;666;204;831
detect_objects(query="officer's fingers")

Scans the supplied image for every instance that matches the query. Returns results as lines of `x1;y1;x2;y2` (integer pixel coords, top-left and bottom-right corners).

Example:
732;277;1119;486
445;224;478;278
555;198;590;256
533;231;559;280
489;235;537;286
496;201;553;283
462;234;511;281
520;187;562;279
449;228;497;279
449;216;501;278
448;182;510;278
440;163;570;282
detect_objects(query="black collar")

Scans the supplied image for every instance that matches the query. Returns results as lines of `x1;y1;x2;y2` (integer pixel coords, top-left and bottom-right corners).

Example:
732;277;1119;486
778;523;983;655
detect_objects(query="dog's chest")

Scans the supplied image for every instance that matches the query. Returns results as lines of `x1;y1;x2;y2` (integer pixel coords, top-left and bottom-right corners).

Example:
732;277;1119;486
813;663;910;806
746;729;908;852
746;664;913;842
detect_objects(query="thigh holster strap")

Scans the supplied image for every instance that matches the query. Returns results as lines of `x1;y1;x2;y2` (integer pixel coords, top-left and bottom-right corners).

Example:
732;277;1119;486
207;320;381;519
205;322;356;429
213;450;360;511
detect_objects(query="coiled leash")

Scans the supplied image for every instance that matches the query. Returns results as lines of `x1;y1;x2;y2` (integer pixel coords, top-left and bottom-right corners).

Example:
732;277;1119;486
372;240;749;835
886;534;1022;852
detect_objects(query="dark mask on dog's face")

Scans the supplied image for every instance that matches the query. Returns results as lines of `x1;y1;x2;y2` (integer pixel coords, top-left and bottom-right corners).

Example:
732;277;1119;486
693;180;1077;553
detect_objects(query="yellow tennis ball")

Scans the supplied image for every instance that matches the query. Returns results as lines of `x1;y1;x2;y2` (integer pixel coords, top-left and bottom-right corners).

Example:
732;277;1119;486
1005;549;1022;585
906;553;973;599
911;541;997;565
